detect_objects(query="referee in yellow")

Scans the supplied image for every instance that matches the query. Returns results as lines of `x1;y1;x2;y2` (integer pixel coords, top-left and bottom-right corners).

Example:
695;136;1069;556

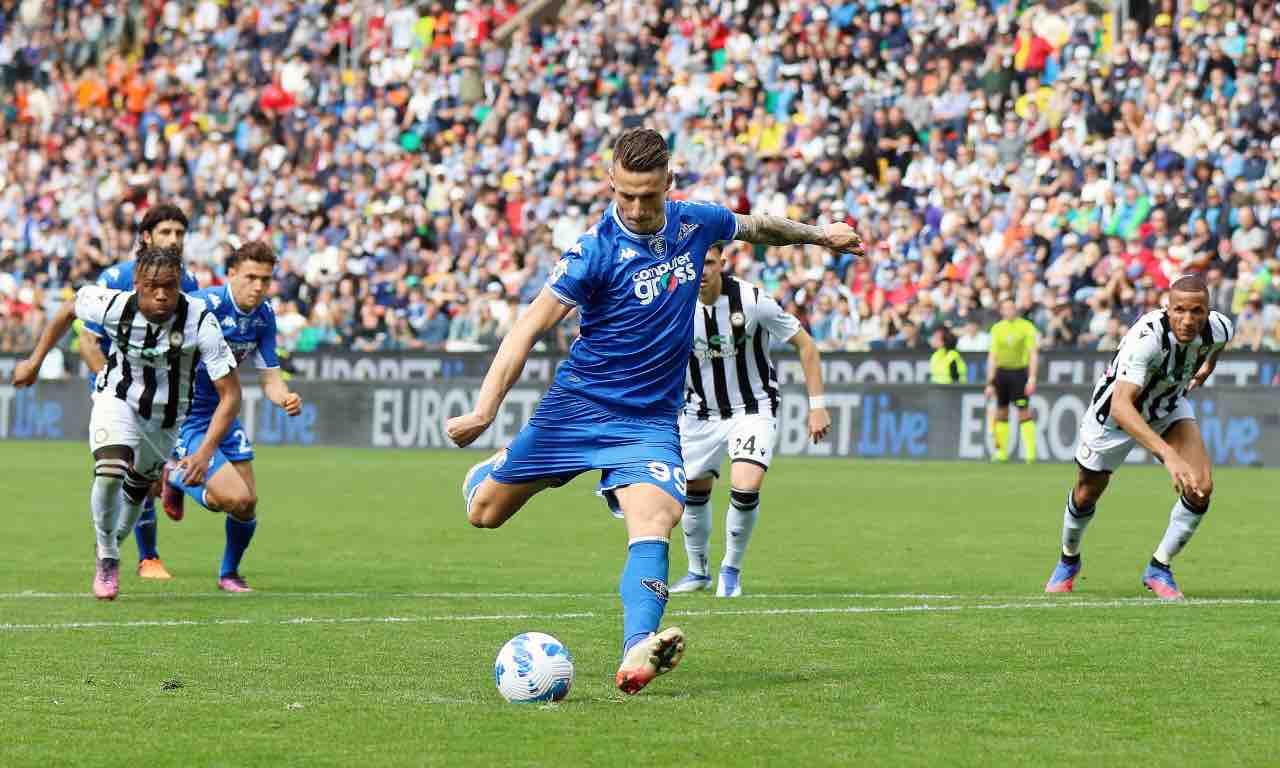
984;295;1039;463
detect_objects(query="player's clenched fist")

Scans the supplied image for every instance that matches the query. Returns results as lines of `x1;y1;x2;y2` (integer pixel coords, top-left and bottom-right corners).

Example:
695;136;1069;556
447;411;492;448
11;359;39;388
280;392;303;417
823;222;865;257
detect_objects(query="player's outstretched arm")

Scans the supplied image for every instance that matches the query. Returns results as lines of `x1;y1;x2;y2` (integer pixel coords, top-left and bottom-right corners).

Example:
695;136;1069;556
11;301;77;387
1110;381;1196;495
180;369;243;486
260;367;303;416
447;289;573;448
733;214;865;255
787;328;831;443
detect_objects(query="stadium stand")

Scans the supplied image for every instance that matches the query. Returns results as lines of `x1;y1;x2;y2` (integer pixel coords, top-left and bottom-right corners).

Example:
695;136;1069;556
2;0;1280;357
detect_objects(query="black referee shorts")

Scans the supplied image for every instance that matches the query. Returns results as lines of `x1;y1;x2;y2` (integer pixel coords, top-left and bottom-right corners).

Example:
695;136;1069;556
993;367;1029;408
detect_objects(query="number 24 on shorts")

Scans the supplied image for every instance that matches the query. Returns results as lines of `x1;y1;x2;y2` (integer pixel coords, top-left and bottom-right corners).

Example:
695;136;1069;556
733;435;764;457
647;461;687;496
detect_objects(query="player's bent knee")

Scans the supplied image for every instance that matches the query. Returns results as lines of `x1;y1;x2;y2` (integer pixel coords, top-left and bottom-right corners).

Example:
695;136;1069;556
467;499;507;529
228;493;257;521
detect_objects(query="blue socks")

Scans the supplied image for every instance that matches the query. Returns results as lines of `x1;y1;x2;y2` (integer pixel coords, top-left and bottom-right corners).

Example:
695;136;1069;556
134;498;159;561
220;516;257;578
620;538;670;655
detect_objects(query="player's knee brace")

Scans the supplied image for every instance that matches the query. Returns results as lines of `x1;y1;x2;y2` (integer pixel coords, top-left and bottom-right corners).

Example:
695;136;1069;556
94;458;128;485
686;490;711;507
729;488;759;512
1181;493;1209;515
122;470;151;506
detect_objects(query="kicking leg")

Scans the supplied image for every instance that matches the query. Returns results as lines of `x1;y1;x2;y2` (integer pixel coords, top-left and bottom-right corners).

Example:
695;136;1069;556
718;460;766;598
613;482;685;695
464;450;559;529
1045;465;1109;593
671;477;714;593
1144;420;1214;600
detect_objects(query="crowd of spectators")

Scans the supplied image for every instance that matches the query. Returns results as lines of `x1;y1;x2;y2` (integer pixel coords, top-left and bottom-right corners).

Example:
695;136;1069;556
3;0;1280;360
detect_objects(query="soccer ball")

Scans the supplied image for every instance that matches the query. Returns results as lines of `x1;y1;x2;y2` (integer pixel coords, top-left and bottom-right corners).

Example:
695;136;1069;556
494;632;575;703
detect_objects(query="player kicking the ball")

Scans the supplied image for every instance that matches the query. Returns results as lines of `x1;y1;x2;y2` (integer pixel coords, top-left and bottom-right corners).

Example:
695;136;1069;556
11;246;240;600
671;244;830;597
1045;274;1232;599
161;242;302;592
447;128;862;694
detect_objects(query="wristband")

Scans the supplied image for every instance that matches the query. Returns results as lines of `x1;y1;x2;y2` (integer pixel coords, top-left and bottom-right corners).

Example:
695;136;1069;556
809;395;826;409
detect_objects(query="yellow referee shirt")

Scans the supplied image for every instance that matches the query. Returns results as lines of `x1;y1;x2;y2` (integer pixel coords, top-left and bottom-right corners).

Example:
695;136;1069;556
989;318;1038;370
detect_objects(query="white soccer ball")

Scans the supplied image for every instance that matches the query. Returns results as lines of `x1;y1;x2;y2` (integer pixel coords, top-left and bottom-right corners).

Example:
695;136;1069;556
494;632;575;704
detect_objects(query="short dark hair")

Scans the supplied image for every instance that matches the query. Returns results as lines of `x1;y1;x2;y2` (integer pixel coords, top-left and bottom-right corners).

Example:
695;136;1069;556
1170;273;1209;296
138;204;189;238
612;128;669;173
227;241;278;270
135;244;184;281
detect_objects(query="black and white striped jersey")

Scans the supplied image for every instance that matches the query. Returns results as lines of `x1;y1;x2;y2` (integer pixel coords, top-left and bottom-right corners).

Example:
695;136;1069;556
684;276;801;420
1087;308;1233;427
75;285;237;428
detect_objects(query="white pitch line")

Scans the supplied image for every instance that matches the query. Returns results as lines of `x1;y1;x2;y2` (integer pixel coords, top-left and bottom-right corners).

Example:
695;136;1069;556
1;598;1277;633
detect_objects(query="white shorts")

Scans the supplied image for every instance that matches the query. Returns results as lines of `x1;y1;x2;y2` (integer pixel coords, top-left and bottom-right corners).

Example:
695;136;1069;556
679;412;777;481
89;394;180;480
1074;398;1195;474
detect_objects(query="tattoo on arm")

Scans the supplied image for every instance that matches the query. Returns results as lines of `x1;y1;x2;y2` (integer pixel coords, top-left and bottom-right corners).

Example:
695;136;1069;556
734;214;828;247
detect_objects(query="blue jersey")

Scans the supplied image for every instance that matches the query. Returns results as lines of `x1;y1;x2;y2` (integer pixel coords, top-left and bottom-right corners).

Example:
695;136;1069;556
545;200;737;417
187;283;279;422
87;260;200;354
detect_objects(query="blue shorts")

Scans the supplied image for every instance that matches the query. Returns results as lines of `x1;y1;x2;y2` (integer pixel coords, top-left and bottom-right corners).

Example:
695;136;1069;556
491;385;686;516
175;417;255;479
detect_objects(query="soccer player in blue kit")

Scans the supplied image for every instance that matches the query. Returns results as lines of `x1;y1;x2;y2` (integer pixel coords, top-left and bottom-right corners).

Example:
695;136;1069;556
447;128;863;694
162;241;303;592
79;204;199;580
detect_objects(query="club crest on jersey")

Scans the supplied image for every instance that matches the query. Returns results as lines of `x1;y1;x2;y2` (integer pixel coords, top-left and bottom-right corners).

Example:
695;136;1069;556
648;236;666;257
678;222;699;242
730;311;746;328
632;253;695;306
168;330;184;348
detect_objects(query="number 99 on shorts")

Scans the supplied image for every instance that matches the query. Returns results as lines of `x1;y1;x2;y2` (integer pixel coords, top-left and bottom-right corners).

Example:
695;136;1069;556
647;461;687;496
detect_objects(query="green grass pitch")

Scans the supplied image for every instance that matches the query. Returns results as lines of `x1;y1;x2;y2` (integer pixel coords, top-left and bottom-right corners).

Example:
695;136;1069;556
1;442;1277;767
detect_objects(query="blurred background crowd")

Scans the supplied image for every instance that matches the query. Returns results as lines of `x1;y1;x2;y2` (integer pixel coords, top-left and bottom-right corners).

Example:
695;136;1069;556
3;0;1280;360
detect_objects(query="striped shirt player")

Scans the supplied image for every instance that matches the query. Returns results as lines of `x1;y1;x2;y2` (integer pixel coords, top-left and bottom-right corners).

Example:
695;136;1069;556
78;259;203;579
1075;307;1233;473
1046;275;1232;601
682;275;801;478
9;245;240;601
80;284;236;474
673;248;830;599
